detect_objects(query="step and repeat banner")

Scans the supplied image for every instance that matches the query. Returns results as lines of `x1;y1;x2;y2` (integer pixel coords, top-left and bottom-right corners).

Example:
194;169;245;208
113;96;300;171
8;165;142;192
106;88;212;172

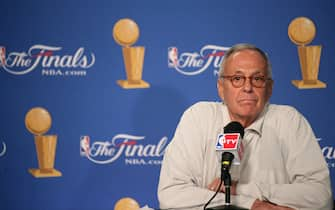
1;0;335;209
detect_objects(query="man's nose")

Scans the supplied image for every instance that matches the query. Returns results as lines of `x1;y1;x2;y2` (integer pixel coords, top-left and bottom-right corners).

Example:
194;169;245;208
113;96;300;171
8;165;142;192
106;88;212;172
243;77;253;92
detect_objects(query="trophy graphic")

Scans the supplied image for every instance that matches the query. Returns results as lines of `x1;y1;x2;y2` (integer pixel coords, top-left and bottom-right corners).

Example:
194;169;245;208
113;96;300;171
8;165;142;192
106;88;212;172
288;17;326;89
25;107;61;178
113;18;150;89
114;197;140;210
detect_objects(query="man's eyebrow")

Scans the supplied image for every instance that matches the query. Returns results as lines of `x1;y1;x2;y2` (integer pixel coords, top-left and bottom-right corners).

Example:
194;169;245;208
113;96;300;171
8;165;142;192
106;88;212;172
252;71;266;75
231;70;265;75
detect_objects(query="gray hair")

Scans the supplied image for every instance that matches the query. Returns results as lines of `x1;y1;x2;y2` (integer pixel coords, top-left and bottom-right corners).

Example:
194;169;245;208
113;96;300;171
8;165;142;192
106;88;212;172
218;43;272;78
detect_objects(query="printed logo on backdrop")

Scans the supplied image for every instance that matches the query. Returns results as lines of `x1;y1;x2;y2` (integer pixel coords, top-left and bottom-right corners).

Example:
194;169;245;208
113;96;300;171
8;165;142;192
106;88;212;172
80;134;168;165
25;107;62;178
318;138;335;168
168;45;230;76
288;17;326;89
0;45;95;76
114;197;154;210
0;141;6;157
113;18;150;89
114;197;140;210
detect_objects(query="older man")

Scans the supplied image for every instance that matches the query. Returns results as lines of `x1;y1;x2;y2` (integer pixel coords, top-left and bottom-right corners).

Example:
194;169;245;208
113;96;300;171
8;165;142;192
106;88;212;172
158;44;332;210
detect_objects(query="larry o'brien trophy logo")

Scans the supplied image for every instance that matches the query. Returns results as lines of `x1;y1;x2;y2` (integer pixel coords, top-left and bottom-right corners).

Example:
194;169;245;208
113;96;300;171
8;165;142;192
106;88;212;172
113;18;150;89
25;107;61;178
114;197;140;210
288;17;326;89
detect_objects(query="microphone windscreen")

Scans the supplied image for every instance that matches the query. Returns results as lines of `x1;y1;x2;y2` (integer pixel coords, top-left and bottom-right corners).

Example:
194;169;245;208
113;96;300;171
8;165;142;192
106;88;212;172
224;121;244;138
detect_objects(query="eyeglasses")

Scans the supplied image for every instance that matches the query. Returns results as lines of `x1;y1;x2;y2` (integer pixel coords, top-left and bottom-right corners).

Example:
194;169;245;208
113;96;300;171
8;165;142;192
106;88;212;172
220;75;272;88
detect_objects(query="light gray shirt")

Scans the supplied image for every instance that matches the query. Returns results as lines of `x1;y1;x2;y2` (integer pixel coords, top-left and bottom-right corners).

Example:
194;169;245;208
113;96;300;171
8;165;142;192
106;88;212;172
158;102;332;210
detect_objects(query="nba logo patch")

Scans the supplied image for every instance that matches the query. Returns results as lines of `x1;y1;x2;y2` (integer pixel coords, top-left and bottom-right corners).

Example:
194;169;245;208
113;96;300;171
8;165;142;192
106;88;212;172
216;133;240;151
168;47;178;68
80;135;90;156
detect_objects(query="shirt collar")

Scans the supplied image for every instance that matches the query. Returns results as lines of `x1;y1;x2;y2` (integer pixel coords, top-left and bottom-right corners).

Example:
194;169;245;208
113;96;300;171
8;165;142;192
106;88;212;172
221;102;269;137
245;103;269;136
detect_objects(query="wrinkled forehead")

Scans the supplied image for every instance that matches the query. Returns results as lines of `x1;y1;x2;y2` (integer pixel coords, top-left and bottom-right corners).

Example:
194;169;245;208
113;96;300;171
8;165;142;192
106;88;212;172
225;50;268;75
229;49;266;63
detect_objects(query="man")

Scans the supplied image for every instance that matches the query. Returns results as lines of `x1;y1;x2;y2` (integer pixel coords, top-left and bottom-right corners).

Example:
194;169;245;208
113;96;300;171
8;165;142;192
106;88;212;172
158;44;332;209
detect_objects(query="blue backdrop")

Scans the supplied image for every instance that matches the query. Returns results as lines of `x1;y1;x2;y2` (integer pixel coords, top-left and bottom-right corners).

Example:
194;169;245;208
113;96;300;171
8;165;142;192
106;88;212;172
1;0;335;209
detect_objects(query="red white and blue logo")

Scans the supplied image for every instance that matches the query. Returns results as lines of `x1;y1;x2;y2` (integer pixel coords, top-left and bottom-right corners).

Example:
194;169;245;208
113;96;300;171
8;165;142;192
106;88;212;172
167;45;230;76
0;45;95;76
216;133;240;151
80;134;168;165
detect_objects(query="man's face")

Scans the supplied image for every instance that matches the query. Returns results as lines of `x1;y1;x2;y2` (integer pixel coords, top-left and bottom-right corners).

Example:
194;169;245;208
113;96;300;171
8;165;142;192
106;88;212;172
217;49;273;125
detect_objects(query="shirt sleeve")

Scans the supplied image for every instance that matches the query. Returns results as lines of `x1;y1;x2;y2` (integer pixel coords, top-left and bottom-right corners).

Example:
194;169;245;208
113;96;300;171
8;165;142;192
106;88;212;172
236;108;333;210
157;104;256;209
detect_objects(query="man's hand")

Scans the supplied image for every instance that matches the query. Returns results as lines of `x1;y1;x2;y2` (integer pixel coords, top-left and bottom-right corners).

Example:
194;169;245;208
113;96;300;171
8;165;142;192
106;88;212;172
207;177;238;195
207;179;295;209
251;199;295;210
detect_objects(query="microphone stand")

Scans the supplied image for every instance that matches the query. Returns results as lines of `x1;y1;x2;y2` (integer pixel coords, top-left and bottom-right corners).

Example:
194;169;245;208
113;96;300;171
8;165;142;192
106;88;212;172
205;162;248;210
222;168;232;206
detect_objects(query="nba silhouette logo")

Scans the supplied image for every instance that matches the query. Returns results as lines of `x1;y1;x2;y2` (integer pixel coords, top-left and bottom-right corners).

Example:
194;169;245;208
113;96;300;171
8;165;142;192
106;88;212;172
216;133;240;150
0;47;5;66
80;136;90;156
168;47;178;68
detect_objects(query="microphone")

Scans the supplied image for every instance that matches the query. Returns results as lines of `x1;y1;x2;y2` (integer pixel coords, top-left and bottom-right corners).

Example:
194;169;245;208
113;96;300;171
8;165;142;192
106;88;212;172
224;121;245;138
204;122;248;210
221;151;234;172
216;121;244;166
221;151;234;206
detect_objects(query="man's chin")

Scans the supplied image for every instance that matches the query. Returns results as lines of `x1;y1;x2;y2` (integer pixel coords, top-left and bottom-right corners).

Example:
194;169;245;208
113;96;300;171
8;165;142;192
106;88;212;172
238;103;258;112
237;107;259;118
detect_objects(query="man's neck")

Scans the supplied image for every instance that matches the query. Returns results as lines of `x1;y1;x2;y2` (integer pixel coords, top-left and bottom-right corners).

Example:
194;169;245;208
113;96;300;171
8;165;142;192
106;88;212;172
228;113;258;128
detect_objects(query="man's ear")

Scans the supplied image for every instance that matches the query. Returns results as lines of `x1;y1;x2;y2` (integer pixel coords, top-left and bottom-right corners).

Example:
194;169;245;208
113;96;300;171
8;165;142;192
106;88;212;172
217;79;225;101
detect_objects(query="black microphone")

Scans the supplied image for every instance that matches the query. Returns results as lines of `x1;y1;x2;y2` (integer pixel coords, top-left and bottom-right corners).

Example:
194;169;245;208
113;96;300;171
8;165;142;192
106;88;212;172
221;152;234;206
205;122;248;210
221;122;244;166
221;151;234;172
224;121;244;138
